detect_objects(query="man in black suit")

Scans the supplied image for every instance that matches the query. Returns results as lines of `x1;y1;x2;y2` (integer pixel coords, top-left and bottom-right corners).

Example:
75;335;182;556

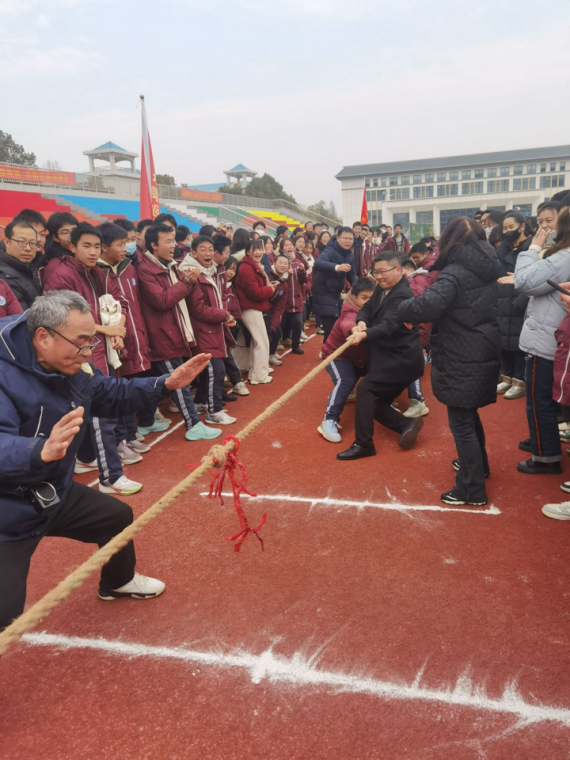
337;252;425;461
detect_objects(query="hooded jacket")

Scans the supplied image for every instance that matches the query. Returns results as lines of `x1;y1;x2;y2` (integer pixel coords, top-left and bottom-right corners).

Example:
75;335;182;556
514;244;570;361
284;252;308;313
43;256;129;375
268;268;289;331
0;312;169;541
181;253;229;358
235;256;274;312
322;295;368;368
398;242;501;408
0;249;42;310
313;239;357;318
97;257;151;376
384;234;411;258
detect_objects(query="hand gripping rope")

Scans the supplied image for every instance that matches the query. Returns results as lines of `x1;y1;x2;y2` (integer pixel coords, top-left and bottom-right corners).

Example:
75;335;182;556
0;337;354;657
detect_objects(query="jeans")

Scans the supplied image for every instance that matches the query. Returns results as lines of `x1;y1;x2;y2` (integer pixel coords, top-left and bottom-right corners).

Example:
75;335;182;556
525;354;561;462
0;482;136;631
194;357;225;414
447;406;489;502
354;375;409;448
139;358;200;430
501;349;526;382
325;360;362;422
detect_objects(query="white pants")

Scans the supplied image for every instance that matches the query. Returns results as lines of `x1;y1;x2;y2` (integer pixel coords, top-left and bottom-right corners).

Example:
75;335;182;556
232;309;270;383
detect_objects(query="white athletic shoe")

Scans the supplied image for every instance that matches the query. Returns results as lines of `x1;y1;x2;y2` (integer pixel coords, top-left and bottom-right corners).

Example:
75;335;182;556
99;475;142;495
249;376;273;385
232;381;250;396
403;399;430;418
74;459;98;474
117;440;143;465
98;572;165;600
301;331;309;340
269;354;282;366
205;410;236;425
268;367;274;374
168;403;179;413
542;501;570;520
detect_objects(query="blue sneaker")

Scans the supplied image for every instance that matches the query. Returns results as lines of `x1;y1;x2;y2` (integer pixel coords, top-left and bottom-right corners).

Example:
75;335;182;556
137;420;171;435
185;421;222;441
318;419;342;443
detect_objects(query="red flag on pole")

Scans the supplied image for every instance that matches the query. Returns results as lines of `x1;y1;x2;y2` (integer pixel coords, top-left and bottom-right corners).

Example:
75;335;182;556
360;182;369;225
140;95;160;220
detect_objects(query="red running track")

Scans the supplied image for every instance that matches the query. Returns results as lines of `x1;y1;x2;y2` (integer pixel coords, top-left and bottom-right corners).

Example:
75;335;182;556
1;333;570;759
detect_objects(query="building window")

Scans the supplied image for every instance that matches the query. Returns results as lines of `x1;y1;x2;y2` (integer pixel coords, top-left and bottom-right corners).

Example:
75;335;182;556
514;165;523;175
370;190;376;201
365;179;370;187
474;169;484;179
413;186;433;199
437;184;458;197
560;175;566;187
373;178;378;187
488;168;497;178
561;162;566;171
475;182;483;193
437;172;446;182
450;184;458;196
462;170;471;180
500;167;510;176
539;176;563;189
401;176;410;185
540;163;546;173
416;211;433;225
501;180;509;192
424;173;433;182
487;180;496;193
389;188;410;201
449;171;458;181
527;164;536;174
381;177;387;187
437;185;445;197
403;187;410;199
370;210;378;226
551;162;556;172
393;213;410;232
413;174;421;184
366;191;371;201
440;207;481;230
462;182;484;195
390;176;398;186
514;177;536;191
378;190;387;201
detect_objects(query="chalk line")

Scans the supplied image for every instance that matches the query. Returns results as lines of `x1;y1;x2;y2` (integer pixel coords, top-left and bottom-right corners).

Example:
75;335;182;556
21;632;569;728
199;492;501;516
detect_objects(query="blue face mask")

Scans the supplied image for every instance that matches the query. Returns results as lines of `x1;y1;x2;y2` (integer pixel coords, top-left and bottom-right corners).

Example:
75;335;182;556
126;241;137;256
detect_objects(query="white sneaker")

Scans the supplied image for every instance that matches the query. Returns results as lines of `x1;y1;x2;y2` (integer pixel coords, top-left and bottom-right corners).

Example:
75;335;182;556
249;376;273;385
542;501;570;520
74;459;98;474
168;403;179;413
205;410;236;425
194;403;208;413
117;441;143;465
504;381;525;400
403;399;430;418
269;354;282;366
99;475;142;495
268;367;274;374
301;332;308;340
232;381;250;396
98;571;165;600
497;379;512;394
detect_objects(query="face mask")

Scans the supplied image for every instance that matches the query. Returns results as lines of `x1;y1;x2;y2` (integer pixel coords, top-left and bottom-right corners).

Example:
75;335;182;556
503;228;521;244
126;241;137;256
485;227;492;239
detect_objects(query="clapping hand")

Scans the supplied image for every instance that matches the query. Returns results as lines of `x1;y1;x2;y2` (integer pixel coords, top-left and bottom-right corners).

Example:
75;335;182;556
164;354;212;391
41;407;85;463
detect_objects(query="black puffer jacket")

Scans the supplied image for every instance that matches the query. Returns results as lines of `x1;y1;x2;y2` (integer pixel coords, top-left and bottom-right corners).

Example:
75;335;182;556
398;242;501;409
0;249;42;310
496;237;531;352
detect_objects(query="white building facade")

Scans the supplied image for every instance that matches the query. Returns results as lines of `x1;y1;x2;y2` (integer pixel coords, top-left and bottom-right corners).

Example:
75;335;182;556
336;145;570;235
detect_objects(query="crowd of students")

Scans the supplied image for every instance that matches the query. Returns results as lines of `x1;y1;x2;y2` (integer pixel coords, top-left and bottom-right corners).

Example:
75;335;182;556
2;191;570;521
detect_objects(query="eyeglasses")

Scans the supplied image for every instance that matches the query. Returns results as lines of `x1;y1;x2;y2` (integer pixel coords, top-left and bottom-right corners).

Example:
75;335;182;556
7;238;42;250
56;229;75;237
373;266;400;277
44;327;100;356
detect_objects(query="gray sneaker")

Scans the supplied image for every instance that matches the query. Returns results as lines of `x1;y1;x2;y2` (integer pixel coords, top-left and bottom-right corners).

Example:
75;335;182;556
542;501;570;520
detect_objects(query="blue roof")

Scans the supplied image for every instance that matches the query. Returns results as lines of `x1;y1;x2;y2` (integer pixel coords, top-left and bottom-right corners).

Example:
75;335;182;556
189;183;224;191
94;142;128;152
229;163;251;172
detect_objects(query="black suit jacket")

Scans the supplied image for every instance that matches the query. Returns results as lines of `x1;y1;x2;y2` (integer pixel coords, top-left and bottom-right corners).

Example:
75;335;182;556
357;275;424;385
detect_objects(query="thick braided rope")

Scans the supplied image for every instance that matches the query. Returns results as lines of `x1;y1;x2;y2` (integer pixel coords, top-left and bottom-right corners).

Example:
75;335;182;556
0;337;354;657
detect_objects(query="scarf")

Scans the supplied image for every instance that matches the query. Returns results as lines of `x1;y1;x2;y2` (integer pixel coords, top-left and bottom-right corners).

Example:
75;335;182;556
145;251;195;344
180;252;223;309
299;252;314;275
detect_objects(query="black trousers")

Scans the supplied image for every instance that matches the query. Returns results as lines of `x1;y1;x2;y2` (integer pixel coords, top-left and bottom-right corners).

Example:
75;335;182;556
223;353;242;387
501;349;526;382
282;312;304;348
321;315;337;343
0;482;136;631
447;406;489;502
354;375;409;448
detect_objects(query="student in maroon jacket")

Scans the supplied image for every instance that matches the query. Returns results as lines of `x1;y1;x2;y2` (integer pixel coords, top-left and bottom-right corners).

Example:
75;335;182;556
212;235;241;401
181;235;236;426
318;278;375;443
0;280;23;319
279;237;307;354
267;254;290;366
137;223;222;442
384;224;411;258
223;257;250;397
411;241;439;285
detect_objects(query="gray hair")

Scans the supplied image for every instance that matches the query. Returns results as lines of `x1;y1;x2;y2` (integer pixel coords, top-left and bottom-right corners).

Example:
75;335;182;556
27;290;92;337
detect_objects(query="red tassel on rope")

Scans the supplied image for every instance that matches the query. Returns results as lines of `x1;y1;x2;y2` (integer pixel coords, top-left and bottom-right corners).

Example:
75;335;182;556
189;434;266;552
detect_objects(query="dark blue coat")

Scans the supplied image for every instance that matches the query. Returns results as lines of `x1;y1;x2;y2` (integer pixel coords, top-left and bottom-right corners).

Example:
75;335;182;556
312;240;357;318
0;312;169;541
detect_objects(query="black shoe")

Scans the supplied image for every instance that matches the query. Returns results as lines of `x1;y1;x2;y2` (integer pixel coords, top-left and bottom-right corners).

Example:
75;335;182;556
222;390;238;402
398;417;424;449
518;438;531;452
441;489;488;507
517;459;562;475
452;459;490;478
336;442;377;461
292;347;304;355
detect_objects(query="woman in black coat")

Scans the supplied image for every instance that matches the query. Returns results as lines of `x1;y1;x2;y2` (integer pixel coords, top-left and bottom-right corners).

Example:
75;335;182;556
398;217;501;507
495;210;531;399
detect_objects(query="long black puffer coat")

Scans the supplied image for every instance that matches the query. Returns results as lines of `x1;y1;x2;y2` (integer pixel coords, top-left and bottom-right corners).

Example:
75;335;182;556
496;236;531;352
398;241;501;409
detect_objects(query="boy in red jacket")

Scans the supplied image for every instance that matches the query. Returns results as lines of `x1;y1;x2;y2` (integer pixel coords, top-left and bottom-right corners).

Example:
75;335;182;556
318;278;375;443
181;236;237;425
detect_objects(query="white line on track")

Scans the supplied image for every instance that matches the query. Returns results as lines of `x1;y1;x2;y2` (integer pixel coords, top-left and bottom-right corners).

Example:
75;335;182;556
200;492;501;516
21;632;569;728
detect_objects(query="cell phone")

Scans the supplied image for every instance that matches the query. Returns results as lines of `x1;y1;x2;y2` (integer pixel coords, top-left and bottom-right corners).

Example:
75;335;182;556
547;280;570;297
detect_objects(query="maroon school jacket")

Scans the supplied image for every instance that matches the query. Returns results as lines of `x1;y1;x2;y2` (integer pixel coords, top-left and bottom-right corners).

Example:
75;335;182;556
0;280;23;319
235;256;274;312
268;270;289;332
187;274;228;358
554;313;570;405
225;282;242;320
285;253;308;313
322;297;368;368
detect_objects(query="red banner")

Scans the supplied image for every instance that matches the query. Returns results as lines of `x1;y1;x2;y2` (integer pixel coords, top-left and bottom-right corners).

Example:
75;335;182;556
360;185;369;226
140;96;160;220
181;188;223;202
0;164;76;185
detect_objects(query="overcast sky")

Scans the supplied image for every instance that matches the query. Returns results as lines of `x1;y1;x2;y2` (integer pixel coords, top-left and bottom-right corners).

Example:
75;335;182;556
2;0;570;208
